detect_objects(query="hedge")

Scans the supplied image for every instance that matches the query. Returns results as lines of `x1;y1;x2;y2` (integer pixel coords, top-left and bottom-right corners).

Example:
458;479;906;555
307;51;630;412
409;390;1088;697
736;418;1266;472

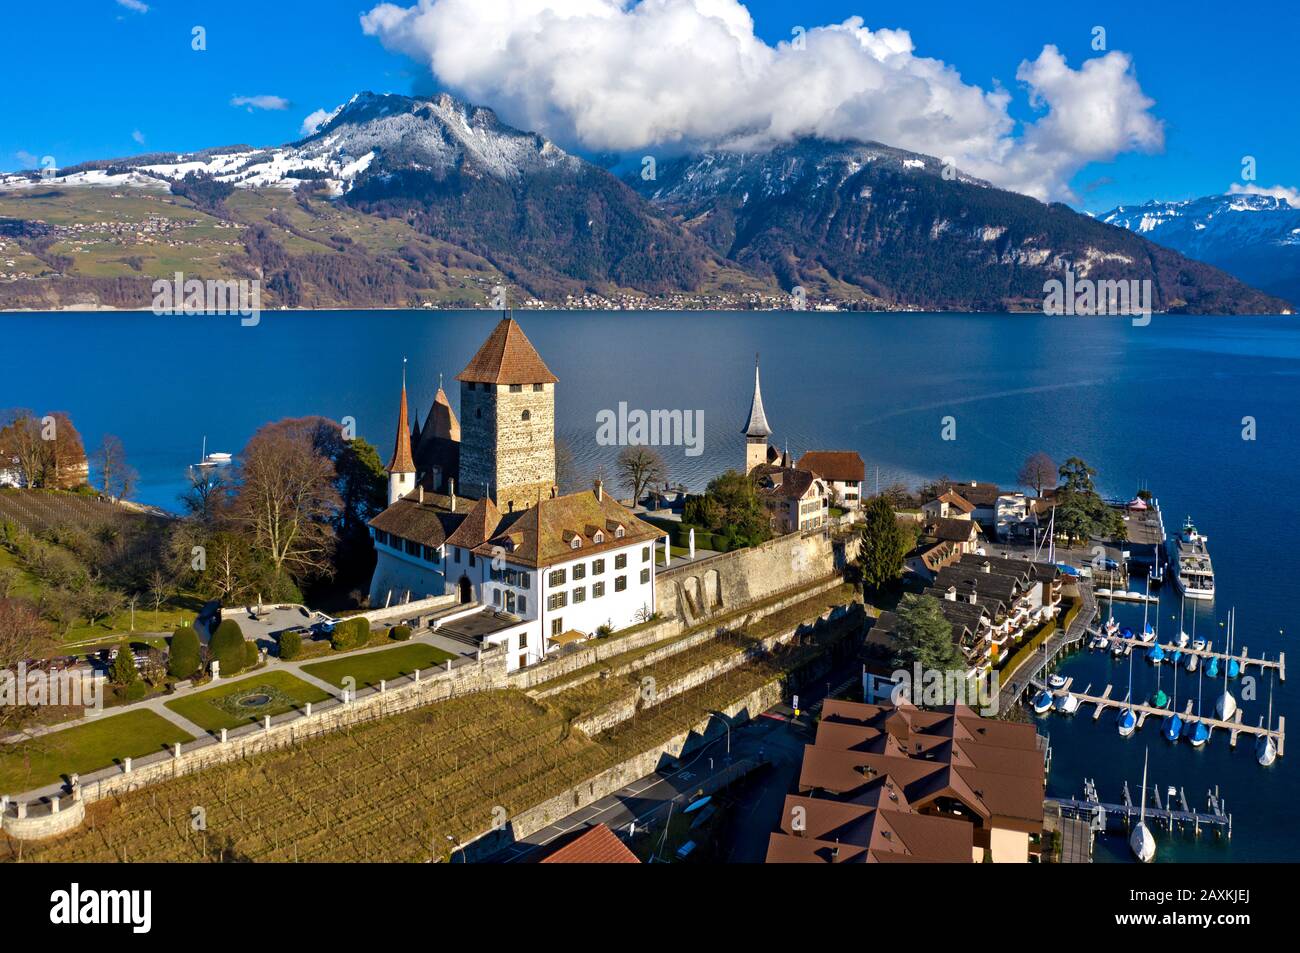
211;619;249;676
279;629;303;660
168;626;202;679
331;617;371;651
389;624;413;641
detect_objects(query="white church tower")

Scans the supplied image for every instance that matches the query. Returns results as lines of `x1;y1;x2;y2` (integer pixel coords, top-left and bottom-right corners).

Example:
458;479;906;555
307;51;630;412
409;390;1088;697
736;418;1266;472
743;353;772;474
386;364;416;506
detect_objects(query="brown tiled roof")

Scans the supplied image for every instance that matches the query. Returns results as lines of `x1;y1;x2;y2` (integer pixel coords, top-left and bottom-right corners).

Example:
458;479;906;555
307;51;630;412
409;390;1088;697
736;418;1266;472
456;317;558;385
368;495;464;546
754;465;819;502
797;451;865;483
540;824;639;864
387;383;416;473
767;699;1044;863
939;481;1001;507
924;517;981;544
472;489;665;569
445;496;503;550
422;385;461;441
931;490;976;514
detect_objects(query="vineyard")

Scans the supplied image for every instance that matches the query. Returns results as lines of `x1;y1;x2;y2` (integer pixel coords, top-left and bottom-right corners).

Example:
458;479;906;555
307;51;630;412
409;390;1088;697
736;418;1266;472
1;585;859;863
0;489;167;538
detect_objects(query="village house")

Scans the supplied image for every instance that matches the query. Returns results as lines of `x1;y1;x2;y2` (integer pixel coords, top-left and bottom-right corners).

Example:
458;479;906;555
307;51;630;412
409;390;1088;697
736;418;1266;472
766;699;1046;863
796;451;865;513
929;481;1002;533
367;316;666;671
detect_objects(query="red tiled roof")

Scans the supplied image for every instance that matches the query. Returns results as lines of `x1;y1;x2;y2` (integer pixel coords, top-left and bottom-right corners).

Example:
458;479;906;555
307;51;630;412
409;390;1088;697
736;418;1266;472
456;317;558;385
797;451;865;483
387;383;415;474
540;824;639;864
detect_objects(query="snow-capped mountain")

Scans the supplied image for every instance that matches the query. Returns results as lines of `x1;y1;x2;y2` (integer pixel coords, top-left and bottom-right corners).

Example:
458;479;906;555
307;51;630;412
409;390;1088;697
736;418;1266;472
0;92;582;196
1100;193;1300;304
0;91;1290;314
627;138;1287;313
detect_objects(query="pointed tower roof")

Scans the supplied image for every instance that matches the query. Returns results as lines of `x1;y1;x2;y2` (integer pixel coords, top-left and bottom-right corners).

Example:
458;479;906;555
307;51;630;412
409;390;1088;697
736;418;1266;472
423;375;461;443
387;367;416;474
456;315;558;385
742;354;772;437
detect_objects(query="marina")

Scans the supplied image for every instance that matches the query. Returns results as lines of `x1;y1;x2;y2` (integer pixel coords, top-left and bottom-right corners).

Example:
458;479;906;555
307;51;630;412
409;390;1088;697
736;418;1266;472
1050;777;1232;844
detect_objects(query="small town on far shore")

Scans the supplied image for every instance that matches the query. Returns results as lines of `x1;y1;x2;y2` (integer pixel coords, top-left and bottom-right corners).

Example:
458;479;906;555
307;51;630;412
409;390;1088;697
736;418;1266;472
0;315;1276;864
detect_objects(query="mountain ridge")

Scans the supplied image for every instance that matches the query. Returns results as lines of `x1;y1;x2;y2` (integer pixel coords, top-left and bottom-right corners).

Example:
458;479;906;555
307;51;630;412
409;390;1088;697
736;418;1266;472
0;90;1289;314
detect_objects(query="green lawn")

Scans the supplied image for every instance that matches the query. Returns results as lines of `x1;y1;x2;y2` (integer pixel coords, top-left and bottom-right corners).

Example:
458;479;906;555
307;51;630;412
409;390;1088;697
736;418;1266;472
302;643;457;690
164;670;331;734
0;709;194;793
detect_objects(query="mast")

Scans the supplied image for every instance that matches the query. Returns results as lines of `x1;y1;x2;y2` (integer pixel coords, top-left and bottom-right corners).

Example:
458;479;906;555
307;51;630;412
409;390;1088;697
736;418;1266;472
1139;748;1148;825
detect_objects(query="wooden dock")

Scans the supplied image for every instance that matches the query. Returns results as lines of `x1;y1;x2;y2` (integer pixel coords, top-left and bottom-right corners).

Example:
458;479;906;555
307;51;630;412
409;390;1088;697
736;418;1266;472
1049;778;1231;839
1031;675;1285;755
1090;630;1285;681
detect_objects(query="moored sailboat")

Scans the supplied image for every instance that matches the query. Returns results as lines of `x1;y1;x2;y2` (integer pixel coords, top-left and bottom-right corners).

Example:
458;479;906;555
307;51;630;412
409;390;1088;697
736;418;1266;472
1130;748;1156;863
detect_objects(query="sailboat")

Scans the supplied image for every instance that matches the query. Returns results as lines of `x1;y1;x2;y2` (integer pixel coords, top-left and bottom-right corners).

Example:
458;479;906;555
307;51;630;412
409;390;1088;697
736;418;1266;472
1215;609;1237;720
1185;603;1199;673
1258;672;1277;766
1032;689;1054;715
1164;660;1183;743
194;435;232;468
1187;658;1209;747
1150;660;1169;709
1118;646;1137;737
1130;748;1156;863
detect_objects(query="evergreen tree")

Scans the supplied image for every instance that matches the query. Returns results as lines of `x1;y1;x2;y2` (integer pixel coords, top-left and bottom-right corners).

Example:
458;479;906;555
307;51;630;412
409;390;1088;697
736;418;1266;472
210;619;248;675
109;643;139;687
1053;457;1124;544
167;625;202;679
890;594;964;672
858;495;908;593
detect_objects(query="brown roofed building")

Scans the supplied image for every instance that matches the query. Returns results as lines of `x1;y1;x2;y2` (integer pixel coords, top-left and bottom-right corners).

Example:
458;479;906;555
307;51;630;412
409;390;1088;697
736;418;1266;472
767;699;1045;864
797;450;866;512
540;824;640;864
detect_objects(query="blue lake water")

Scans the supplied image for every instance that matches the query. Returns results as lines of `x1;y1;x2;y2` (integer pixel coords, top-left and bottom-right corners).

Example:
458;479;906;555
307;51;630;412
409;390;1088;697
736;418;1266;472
3;308;1298;860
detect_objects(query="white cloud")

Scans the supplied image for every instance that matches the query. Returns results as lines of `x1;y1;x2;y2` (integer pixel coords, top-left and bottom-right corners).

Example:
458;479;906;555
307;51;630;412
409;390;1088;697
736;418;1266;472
300;107;339;138
132;129;146;145
15;150;39;168
1228;182;1300;209
231;95;291;112
360;0;1164;202
116;0;149;13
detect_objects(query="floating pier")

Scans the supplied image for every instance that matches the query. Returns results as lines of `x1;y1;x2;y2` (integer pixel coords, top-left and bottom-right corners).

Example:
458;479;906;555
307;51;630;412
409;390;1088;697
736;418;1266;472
1030;675;1285;756
1049;779;1231;840
1088;629;1286;682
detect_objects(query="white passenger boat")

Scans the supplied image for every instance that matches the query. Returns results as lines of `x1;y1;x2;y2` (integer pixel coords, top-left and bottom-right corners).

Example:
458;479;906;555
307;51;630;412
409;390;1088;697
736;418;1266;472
1170;517;1214;601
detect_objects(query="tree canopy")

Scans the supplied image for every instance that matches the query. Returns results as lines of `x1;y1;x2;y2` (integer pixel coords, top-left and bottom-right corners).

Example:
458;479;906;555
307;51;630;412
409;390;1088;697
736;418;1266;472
890;594;965;673
1053;456;1124;544
858;495;909;593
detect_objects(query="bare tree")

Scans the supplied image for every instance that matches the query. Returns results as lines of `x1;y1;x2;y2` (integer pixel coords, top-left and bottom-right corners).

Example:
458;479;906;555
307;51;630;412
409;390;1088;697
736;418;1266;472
147;567;174;627
0;598;55;732
1018;452;1058;498
93;434;137;501
0;409;45;487
233;420;342;582
615;446;667;506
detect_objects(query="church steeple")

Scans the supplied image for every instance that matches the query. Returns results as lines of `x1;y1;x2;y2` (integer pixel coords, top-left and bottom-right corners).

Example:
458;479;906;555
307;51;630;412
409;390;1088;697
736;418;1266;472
743;354;772;474
386;360;416;505
742;353;772;438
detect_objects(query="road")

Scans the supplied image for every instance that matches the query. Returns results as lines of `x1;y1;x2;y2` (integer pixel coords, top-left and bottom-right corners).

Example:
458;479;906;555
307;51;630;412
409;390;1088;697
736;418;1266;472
478;663;860;863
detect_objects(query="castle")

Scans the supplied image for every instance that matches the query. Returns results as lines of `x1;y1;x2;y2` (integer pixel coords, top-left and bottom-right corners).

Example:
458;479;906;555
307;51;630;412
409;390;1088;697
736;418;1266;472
367;316;665;671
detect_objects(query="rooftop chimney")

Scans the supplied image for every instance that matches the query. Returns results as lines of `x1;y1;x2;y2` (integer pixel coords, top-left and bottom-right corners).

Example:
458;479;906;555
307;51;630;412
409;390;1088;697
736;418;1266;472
450;479;456;513
594;478;604;502
418;486;424;504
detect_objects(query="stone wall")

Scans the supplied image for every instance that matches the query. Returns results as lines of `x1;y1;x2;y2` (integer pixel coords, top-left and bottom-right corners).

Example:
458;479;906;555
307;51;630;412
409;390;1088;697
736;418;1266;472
455;677;787;863
658;528;834;626
458;380;555;513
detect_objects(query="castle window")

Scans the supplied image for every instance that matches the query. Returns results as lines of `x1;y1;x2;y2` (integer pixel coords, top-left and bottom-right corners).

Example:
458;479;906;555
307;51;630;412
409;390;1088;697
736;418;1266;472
404;539;419;556
533;384;543;392
492;590;501;606
570;536;581;550
592;531;604;544
615;576;628;593
573;563;586;580
642;546;650;562
522;410;531;421
476;408;482;419
521;574;531;589
640;568;650;585
592;581;605;598
615;553;627;570
548;568;567;587
510;384;522;393
547;592;567;611
469;553;477;567
517;595;527;613
573;586;586;604
592;559;605;575
616;526;625;538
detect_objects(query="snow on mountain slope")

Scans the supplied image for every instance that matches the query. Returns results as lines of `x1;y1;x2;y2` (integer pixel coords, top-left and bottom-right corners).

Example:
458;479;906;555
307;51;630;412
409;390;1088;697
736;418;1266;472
0;91;580;196
1101;193;1300;303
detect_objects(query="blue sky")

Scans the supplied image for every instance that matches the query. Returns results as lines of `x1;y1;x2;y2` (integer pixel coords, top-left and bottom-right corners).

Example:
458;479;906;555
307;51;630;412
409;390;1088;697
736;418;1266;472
3;0;1296;211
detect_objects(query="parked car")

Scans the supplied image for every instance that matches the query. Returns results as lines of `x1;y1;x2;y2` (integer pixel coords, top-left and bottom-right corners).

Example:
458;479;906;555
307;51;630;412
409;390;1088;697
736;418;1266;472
309;616;339;636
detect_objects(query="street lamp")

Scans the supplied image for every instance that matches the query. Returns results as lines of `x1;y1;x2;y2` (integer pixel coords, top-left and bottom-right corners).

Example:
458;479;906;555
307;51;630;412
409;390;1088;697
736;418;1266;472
708;710;731;758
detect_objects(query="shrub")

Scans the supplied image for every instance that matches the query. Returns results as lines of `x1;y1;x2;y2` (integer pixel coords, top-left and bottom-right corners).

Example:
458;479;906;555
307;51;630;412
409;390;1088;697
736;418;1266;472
168;626;202;679
210;619;248;675
244;640;261;670
389;624;412;641
109;643;138;687
123;679;147;701
279;629;303;660
331;617;371;651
